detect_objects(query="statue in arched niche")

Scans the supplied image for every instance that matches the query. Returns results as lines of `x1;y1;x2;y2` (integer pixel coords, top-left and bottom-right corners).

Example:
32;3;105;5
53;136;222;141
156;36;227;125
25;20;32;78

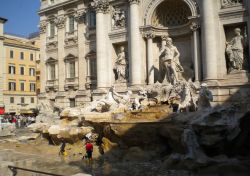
160;37;184;85
114;46;128;82
226;28;247;73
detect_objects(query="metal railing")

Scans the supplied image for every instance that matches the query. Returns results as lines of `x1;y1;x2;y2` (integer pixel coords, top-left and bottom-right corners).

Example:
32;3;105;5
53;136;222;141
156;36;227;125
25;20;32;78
8;165;65;176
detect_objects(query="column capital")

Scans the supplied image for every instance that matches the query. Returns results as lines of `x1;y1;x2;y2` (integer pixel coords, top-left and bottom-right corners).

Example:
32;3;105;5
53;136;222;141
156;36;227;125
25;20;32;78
74;10;86;23
91;0;109;13
190;21;200;31
39;20;47;34
143;31;155;39
188;16;200;31
129;0;140;5
55;16;66;29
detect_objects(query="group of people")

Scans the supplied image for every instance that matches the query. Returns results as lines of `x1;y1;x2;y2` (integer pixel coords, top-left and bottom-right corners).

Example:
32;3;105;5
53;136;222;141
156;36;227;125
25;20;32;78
59;133;94;164
1;115;36;128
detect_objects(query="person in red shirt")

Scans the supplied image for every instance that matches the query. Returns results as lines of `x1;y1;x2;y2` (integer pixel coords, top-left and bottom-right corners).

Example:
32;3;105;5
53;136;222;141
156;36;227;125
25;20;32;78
85;140;93;163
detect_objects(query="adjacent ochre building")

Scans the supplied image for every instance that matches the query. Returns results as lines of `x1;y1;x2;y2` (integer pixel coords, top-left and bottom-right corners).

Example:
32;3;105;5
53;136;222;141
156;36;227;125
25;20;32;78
0;18;40;115
38;0;250;109
0;17;8;115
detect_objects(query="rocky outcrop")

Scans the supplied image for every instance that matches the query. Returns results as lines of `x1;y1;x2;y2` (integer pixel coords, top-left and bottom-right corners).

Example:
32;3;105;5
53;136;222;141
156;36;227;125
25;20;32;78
0;123;16;137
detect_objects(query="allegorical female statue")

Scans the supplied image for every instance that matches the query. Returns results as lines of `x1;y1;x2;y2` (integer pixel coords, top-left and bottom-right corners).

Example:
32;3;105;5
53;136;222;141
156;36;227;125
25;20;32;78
226;28;246;73
114;46;128;82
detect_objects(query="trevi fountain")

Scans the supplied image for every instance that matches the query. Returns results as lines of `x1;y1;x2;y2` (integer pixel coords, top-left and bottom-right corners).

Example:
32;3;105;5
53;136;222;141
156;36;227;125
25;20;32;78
1;0;250;175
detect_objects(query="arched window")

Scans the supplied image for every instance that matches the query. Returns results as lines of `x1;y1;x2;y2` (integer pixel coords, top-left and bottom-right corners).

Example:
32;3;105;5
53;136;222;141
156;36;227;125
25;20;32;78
46;58;57;80
65;54;77;79
151;0;192;27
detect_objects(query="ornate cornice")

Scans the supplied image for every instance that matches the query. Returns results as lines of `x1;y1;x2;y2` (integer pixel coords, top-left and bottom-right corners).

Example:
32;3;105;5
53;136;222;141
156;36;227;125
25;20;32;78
90;0;110;13
39;21;47;34
129;0;140;5
55;16;66;29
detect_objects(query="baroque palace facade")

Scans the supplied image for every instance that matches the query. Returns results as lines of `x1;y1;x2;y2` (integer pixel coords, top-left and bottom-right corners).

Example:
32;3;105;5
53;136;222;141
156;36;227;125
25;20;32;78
38;0;250;108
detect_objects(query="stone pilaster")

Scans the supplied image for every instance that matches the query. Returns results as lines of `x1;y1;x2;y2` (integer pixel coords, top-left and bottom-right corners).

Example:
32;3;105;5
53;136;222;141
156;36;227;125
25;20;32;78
91;0;110;88
201;0;218;80
39;20;47;94
76;10;86;90
55;15;66;91
143;32;155;84
129;0;143;85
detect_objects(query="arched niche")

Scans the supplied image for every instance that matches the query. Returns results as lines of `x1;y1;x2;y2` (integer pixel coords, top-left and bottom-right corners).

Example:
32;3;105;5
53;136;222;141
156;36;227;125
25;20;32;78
151;0;192;27
144;0;198;26
143;0;201;83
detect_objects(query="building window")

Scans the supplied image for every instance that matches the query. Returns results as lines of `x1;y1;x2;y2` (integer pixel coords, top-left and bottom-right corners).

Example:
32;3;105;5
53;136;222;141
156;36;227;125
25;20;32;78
69;98;75;107
69;62;75;78
10;97;14;104
90;59;97;78
48;64;56;80
37;88;40;94
10;50;14;58
29;68;35;76
8;65;16;74
21;97;25;104
31;97;35;103
37;76;40;80
50;22;55;37
20;82;25;91
20;66;25;75
20;52;24;60
30;53;34;61
30;83;36;92
8;82;16;91
89;11;96;28
69;16;75;33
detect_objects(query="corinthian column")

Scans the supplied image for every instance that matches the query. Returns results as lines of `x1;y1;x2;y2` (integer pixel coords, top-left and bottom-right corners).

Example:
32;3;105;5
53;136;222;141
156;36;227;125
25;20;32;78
91;0;109;88
189;18;200;82
201;0;218;80
129;0;142;85
143;32;155;84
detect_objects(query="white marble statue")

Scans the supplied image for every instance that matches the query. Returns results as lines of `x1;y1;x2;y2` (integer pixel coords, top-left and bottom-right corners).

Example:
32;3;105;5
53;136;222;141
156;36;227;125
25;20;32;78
168;81;198;113
222;0;242;7
112;8;126;28
160;37;184;85
226;28;245;73
177;82;193;113
198;83;213;111
111;86;132;106
114;46;128;82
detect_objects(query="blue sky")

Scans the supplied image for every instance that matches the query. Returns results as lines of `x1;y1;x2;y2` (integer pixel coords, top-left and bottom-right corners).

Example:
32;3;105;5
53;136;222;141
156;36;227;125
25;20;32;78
0;0;40;37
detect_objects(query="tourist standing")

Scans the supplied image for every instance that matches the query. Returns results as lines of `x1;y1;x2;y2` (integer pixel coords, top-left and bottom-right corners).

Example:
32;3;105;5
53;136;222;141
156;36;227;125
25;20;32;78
85;140;93;164
59;140;66;156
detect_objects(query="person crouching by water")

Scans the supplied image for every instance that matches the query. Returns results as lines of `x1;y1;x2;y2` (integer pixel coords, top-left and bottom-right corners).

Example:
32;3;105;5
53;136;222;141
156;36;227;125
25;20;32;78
85;140;93;164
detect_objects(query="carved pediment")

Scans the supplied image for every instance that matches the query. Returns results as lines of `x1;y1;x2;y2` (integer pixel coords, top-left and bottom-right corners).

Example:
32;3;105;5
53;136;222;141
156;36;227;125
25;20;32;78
46;57;57;63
